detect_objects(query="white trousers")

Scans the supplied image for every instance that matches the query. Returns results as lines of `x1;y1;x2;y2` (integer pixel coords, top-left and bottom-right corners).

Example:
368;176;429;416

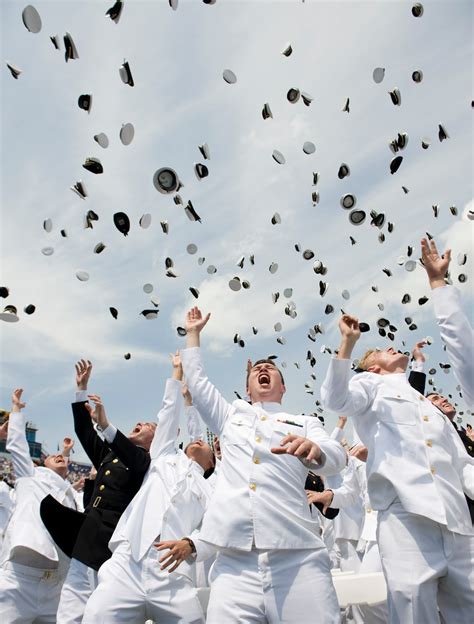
378;501;474;624
351;541;388;624
334;538;362;573
56;558;97;624
82;541;204;624
0;561;66;623
206;547;340;624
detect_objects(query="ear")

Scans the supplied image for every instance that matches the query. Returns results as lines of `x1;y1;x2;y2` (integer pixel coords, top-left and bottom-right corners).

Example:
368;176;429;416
367;365;380;374
281;384;286;396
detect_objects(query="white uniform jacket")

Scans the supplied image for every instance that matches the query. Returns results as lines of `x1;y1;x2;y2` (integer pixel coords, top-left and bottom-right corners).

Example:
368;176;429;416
327;457;364;541
186;405;205;441
109;379;212;579
0;481;14;539
431;285;474;409
181;347;346;551
3;412;78;565
321;359;474;536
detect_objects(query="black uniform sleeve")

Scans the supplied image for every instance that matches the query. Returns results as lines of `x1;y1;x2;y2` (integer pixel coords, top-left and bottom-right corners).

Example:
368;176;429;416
109;429;151;478
82;478;95;509
72;402;109;470
408;370;426;395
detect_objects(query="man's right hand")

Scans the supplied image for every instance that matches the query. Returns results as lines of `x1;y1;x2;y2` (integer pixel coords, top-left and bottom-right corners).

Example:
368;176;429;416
0;420;8;441
337;315;360;359
185;307;210;347
11;388;26;413
75;359;92;391
85;394;109;430
420;238;451;289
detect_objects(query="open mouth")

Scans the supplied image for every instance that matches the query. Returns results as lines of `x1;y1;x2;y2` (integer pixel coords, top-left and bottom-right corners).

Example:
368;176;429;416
132;425;142;434
258;372;271;386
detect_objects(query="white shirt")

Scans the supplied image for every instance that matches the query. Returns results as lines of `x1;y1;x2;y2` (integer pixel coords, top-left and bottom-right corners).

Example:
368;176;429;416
327;457;364;541
431;285;474;409
109;379;212;579
181;347;346;551
321;358;474;536
3;412;78;567
0;481;14;538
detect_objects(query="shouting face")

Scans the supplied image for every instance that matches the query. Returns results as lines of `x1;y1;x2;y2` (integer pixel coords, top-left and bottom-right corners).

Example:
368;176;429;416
246;360;286;404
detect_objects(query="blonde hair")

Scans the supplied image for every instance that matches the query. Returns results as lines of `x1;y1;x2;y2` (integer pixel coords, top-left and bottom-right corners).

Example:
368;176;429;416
358;349;378;371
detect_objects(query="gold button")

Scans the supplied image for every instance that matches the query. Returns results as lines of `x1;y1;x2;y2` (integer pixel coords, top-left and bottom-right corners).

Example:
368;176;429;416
105;470;111;476
426;440;433;447
367;508;372;513
249;482;257;491
255;435;261;443
431;467;436;475
260;415;267;421
253;457;260;464
99;484;105;491
423;416;429;422
112;458;119;464
419;395;424;401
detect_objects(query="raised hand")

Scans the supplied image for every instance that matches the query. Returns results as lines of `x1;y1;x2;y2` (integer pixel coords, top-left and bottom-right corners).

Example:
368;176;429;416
170;351;183;381
75;359;93;391
339;315;361;341
420;238;451;288
185;307;210;334
72;477;85;492
271;434;322;463
181;382;192;406
411;340;427;363
0;419;8;441
62;437;75;457
349;445;368;462
337;415;348;429
85;394;109;430
11;388;26;413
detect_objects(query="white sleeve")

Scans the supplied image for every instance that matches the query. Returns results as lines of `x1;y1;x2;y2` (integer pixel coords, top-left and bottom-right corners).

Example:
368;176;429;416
431;286;474;409
186;406;205;441
149;379;183;459
101;424;118;444
181;347;233;437
321;358;376;417
305;418;346;476
6;412;35;479
410;360;424;373
331;460;362;508
330;427;344;442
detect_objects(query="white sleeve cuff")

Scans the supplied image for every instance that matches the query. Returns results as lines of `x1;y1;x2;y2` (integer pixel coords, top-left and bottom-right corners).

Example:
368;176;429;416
75;390;88;402
102;423;117;443
411;361;424;373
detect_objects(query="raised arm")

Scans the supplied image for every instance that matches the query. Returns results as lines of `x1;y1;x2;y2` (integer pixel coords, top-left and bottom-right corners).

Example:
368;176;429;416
320;315;375;416
149;353;185;459
180;307;233;436
72;360;108;468
85;394;151;475
6;389;35;479
421;238;474;408
182;383;205;441
408;340;427;395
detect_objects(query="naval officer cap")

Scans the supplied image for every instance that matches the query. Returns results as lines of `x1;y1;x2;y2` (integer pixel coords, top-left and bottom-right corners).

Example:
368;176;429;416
412;70;423;83
272;150;286;165
153;167;179;194
349;209;366;225
287;88;300;104
83;158;103;174
6;63;22;79
78;95;92;113
412;3;424;17
113;212;130;236
119;60;134;86
64;33;79;62
109;307;118;319
106;1;124;23
94;133;109;149
303;142;315;155
372;67;385;84
22;6;42;33
0;305;19;322
24;304;36;315
281;42;293;57
223;69;237;84
0;287;9;298
340;194;356;209
139;213;152;229
338;163;350;179
120;123;135;146
388;88;401;106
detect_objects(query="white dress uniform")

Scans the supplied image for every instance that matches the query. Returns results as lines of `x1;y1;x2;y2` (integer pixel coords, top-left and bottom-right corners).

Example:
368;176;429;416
0;480;14;541
327;456;364;572
181;346;346;624
431;285;474;408
82;379;211;624
321;358;474;624
0;412;77;624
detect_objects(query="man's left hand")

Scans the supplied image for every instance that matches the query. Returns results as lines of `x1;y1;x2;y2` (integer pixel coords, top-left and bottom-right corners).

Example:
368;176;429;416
271;435;322;463
155;539;193;573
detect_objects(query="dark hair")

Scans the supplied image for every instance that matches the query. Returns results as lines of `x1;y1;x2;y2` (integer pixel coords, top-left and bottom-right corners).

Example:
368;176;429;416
246;359;285;387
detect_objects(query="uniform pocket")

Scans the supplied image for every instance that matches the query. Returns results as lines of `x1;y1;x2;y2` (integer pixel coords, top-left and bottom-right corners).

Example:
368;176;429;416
379;392;417;425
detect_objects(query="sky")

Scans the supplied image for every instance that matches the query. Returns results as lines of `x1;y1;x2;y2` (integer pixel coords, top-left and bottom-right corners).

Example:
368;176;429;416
1;0;472;463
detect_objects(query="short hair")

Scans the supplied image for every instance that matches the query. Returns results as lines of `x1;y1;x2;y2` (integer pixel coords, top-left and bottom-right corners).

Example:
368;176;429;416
357;349;378;372
246;359;285;387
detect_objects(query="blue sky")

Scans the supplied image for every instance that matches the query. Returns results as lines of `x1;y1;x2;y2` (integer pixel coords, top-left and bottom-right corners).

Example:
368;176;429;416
1;0;472;462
